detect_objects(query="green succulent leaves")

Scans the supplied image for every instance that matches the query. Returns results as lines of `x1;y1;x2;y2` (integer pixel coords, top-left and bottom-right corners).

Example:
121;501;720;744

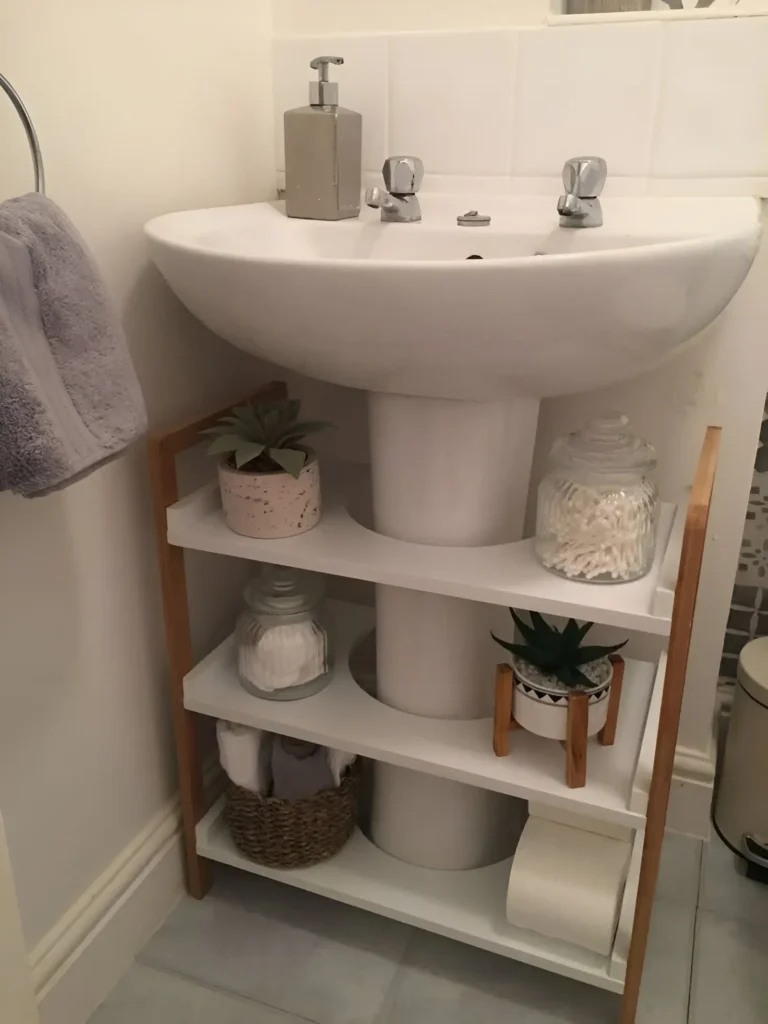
202;398;330;479
492;609;627;690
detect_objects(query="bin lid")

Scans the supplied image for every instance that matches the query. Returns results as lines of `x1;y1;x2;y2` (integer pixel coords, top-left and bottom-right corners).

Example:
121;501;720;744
738;637;768;706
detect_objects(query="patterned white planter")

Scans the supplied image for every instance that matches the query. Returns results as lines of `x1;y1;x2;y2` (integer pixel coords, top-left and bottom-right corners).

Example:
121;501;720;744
218;458;321;539
511;655;613;740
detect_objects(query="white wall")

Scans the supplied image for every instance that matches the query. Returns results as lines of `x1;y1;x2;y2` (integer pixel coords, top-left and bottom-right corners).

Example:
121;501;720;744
0;0;277;952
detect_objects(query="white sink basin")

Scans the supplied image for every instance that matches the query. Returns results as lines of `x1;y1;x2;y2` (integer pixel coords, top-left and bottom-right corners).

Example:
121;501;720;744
146;191;761;871
146;194;759;401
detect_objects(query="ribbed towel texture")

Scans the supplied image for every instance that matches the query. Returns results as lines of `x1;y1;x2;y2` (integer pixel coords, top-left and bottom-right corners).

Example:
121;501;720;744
0;193;147;497
216;720;357;798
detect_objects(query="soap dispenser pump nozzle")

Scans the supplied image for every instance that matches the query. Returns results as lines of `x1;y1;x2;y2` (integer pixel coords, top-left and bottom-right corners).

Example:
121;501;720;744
309;55;343;106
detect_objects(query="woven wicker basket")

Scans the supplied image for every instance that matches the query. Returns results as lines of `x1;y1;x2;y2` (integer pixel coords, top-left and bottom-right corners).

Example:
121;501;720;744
224;768;359;868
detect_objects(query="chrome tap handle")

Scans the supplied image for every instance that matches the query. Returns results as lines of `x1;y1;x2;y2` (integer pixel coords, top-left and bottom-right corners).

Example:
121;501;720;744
383;156;424;196
562;156;607;198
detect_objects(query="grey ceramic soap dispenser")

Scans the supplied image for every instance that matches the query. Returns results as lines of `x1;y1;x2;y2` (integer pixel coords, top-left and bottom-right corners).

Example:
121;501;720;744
284;56;362;221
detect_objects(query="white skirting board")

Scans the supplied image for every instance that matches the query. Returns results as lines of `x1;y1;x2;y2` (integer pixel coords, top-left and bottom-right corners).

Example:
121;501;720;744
0;812;39;1024
668;739;718;839
30;799;184;1024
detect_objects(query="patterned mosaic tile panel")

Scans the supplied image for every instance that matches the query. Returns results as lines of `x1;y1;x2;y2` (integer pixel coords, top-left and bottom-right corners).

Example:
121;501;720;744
722;397;768;682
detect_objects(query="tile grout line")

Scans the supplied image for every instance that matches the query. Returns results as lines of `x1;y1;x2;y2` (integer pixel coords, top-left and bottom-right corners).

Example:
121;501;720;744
132;957;321;1024
373;924;418;1024
684;838;707;1022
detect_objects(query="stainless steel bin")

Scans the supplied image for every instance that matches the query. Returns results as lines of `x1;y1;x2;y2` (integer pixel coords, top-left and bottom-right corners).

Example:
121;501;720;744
713;637;768;882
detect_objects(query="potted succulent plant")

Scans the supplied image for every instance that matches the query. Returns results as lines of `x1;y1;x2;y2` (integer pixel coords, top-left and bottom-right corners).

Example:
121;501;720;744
492;610;627;740
203;398;329;539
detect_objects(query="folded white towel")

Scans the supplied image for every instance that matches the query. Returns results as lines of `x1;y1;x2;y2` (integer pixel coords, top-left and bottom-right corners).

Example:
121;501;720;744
327;748;357;787
216;721;272;793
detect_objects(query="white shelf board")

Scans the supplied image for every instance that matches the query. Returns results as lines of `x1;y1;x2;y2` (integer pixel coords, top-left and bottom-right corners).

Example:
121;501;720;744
185;602;663;829
197;799;623;994
611;827;644;982
168;464;678;637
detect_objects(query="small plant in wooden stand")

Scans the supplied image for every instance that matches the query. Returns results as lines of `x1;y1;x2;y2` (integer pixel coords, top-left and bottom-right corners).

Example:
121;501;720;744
492;610;627;788
203;397;330;539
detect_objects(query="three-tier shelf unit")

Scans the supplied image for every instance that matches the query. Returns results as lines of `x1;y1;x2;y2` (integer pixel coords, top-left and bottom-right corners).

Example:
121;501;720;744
148;380;720;1024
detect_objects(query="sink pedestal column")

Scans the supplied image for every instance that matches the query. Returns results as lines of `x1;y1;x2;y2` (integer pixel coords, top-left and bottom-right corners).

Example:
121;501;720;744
367;393;539;869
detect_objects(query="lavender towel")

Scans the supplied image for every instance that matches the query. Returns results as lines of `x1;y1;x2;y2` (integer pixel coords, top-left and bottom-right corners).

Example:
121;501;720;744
0;193;147;497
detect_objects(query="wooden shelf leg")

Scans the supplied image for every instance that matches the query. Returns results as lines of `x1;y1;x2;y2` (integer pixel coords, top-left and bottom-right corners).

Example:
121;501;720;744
145;383;287;900
566;692;589;789
620;426;721;1024
598;656;625;747
148;440;211;899
493;664;514;757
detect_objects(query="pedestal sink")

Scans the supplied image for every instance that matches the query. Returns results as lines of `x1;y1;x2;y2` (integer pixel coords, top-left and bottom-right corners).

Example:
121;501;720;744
147;193;760;870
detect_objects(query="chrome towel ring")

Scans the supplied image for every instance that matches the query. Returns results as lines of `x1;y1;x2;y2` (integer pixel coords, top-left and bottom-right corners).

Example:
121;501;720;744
1;72;45;195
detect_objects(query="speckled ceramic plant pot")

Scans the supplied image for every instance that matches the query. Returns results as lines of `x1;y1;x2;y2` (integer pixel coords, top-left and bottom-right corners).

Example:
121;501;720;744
218;458;321;539
511;655;613;741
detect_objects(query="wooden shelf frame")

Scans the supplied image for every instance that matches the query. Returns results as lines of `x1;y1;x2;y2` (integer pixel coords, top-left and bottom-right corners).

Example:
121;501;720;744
148;383;720;1024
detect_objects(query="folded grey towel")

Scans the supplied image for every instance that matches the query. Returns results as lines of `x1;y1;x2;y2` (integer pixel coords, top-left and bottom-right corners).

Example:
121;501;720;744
271;737;337;802
0;193;147;497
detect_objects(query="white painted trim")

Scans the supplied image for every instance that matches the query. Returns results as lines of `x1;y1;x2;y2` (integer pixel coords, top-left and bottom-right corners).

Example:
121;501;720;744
674;743;717;785
0;811;39;1024
31;799;184;1024
668;739;717;838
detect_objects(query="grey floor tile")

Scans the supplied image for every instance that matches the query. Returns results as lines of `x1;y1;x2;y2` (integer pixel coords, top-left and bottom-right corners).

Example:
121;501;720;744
88;963;308;1024
699;832;768;924
690;910;768;1024
139;867;411;1024
656;832;703;907
636;899;695;1024
382;929;618;1024
382;897;693;1024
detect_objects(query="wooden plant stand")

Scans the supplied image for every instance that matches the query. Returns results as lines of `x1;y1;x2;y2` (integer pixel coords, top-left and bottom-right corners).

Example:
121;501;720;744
148;387;720;1024
494;655;627;788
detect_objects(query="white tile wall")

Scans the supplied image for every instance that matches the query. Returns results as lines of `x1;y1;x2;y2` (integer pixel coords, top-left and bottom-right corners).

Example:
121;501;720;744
652;18;768;178
389;31;517;176
512;23;663;177
272;19;768;188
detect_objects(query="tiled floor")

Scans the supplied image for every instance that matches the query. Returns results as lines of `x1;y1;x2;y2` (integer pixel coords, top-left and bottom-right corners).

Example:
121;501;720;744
89;832;767;1024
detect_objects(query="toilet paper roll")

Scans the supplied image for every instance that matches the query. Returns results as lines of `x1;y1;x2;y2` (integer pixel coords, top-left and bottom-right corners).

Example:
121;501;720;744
505;817;631;956
528;802;633;843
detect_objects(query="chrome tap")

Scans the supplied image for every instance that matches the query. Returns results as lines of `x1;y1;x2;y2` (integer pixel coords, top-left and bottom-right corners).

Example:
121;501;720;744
365;156;424;223
557;156;607;229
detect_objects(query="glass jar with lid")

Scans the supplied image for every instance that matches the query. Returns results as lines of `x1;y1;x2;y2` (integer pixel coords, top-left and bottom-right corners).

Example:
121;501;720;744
534;415;659;584
236;564;332;699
